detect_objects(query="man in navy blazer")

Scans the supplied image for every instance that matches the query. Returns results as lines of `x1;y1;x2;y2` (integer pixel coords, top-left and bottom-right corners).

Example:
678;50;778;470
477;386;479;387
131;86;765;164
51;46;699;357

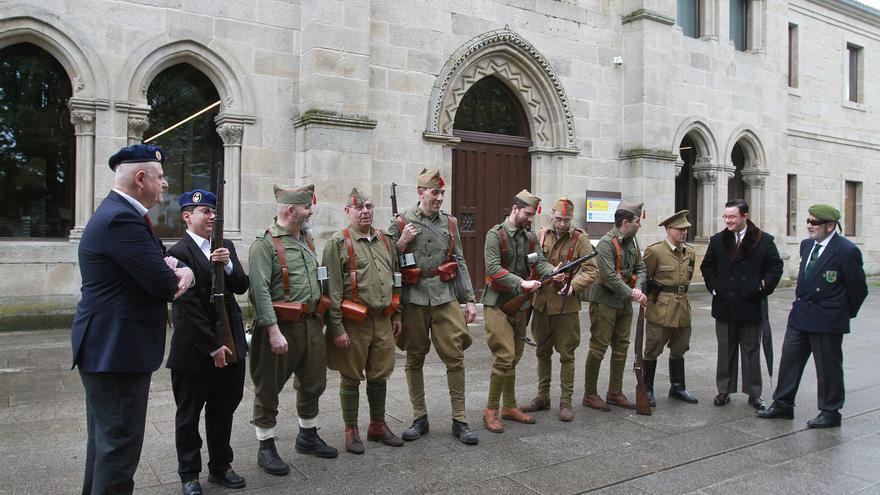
167;190;249;495
71;144;194;495
758;204;867;428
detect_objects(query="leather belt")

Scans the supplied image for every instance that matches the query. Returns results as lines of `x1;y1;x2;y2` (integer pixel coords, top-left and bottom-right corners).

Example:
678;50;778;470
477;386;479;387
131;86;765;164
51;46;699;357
660;285;689;295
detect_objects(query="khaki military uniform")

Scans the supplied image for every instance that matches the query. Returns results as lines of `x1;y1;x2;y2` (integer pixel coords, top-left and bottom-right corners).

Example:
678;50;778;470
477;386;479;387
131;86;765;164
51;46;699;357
585;226;646;395
248;220;327;429
643;240;695;360
388;205;476;423
530;227;598;405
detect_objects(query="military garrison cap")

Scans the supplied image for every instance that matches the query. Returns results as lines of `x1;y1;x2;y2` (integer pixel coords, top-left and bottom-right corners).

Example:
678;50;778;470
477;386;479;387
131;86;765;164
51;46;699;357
617;201;643;217
178;189;217;209
515;189;541;208
418;168;445;188
274;184;315;205
108;144;165;171
808;204;841;223
346;187;372;207
659;210;691;229
552;197;574;216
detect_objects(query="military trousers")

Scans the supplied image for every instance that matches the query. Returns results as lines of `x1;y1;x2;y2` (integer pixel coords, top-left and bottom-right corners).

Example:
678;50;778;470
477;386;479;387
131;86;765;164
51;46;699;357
484;305;529;376
530;309;581;404
584;302;633;395
250;315;327;428
398;300;472;422
644;322;691;360
326;314;396;387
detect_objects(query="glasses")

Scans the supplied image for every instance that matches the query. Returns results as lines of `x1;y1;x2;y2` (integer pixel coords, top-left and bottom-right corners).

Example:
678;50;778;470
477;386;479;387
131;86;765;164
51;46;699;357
806;219;831;226
352;203;374;211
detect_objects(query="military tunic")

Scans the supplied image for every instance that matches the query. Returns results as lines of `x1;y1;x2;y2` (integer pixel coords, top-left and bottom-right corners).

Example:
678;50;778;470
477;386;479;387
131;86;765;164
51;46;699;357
643;240;696;360
530;227;598;404
248;220;327;428
323;226;401;386
387;205;476;423
584;226;647;395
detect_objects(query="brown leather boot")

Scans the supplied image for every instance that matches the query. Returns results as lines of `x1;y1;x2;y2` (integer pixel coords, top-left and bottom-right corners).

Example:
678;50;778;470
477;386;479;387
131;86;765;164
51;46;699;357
558;403;574;422
520;397;551;413
501;407;536;424
482;408;504;433
345;427;364;454
366;421;404;447
582;393;611;411
606;391;636;410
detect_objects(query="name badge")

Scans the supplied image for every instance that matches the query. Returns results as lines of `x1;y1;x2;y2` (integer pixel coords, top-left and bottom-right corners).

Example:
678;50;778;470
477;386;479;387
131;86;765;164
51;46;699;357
825;271;837;283
399;253;416;268
316;266;328;281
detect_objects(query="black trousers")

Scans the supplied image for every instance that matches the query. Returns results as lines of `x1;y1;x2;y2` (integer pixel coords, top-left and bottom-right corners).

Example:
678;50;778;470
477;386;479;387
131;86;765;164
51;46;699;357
772;326;844;413
79;370;152;495
171;360;246;481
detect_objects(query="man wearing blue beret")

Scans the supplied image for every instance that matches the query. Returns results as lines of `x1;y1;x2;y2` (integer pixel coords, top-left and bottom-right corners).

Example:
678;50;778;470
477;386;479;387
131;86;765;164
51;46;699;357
71;144;195;494
167;190;250;494
758;204;867;428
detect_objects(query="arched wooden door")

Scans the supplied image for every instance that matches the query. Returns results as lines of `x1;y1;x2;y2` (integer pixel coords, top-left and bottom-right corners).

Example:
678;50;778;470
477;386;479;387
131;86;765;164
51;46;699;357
451;76;531;298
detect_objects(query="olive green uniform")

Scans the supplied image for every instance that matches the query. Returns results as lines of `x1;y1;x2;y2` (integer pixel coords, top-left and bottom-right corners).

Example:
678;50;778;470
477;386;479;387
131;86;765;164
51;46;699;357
643;240;695;360
584;226;646;395
323;226;401;427
482;219;554;408
248;220;327;430
388;205;476;423
531;227;598;405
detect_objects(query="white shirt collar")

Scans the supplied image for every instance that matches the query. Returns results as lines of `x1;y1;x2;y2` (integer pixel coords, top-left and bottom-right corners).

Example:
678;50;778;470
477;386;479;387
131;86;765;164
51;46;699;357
112;188;148;216
737;225;747;238
186;229;211;250
816;231;836;247
665;239;681;252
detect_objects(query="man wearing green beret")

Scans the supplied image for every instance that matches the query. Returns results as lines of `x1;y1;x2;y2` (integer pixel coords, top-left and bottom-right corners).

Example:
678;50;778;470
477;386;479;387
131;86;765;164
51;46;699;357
248;184;337;474
583;202;647;411
323;188;404;454
758;204;867;428
389;168;480;445
482;190;558;433
642;210;698;407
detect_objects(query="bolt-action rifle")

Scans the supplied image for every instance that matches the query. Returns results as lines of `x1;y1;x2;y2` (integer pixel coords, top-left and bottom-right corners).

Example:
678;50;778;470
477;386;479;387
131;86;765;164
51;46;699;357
210;161;238;363
500;249;599;317
633;304;651;415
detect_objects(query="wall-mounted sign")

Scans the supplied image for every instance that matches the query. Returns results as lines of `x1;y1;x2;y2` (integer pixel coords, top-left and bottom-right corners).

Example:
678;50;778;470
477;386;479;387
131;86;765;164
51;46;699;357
586;197;621;223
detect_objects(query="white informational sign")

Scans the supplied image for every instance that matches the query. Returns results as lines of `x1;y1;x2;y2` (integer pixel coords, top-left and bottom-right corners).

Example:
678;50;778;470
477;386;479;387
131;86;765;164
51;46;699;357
586;197;620;223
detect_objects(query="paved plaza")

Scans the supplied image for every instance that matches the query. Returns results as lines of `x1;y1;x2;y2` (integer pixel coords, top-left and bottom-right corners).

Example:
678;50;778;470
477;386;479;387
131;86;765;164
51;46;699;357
1;288;879;495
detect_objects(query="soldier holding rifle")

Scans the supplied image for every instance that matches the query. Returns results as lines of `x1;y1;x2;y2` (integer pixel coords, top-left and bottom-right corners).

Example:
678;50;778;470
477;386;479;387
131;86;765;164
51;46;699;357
167;189;249;494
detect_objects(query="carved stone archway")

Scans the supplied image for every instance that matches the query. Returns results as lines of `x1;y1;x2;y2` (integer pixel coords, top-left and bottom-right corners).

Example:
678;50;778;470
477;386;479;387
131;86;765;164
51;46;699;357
725;127;769;225
672;117;723;237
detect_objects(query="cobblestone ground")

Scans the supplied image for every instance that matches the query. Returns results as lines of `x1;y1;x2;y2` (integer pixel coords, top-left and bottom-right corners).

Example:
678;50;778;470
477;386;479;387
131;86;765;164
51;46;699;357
1;288;879;494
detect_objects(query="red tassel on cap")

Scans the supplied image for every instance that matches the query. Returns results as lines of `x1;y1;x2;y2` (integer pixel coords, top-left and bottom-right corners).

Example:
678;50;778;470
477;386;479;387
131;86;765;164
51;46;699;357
438;176;445;188
537;205;542;214
642;209;646;219
351;194;357;206
313;194;317;205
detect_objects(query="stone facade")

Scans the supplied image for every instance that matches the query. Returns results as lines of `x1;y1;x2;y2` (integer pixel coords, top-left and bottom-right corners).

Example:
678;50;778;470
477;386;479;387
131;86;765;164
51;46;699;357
0;0;877;314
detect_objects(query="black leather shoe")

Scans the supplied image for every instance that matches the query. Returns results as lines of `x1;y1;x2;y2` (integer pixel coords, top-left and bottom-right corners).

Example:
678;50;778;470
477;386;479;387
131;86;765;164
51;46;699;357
258;438;290;476
208;468;246;489
713;393;730;406
295;427;338;458
807;411;841;429
748;397;766;411
756;405;794;419
452;420;478;445
401;415;429;441
181;480;203;495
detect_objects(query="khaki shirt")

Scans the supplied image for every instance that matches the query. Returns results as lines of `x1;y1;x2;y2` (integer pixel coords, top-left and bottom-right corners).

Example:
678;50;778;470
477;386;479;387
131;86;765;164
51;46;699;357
248;219;323;328
644;240;695;327
532;227;599;314
387;205;476;306
323;225;401;338
589;226;646;310
481;219;555;308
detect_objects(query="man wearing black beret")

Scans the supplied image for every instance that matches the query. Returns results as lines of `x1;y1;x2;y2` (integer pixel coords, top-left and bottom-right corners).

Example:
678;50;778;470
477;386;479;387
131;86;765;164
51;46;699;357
71;144;195;494
167;190;250;494
758;204;867;428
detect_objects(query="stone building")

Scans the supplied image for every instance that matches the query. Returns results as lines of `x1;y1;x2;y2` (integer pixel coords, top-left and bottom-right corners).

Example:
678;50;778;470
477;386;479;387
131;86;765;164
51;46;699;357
0;0;877;323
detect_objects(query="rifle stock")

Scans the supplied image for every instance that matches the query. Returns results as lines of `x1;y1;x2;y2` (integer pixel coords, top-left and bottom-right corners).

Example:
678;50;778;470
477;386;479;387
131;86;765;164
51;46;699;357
390;182;399;217
499;249;598;316
210;161;238;363
633;305;651;415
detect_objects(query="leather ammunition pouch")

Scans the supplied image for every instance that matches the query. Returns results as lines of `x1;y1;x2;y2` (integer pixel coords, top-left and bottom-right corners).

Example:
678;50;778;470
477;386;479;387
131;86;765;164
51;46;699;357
273;301;305;322
436;261;458;282
401;267;421;285
384;293;401;317
269;232;329;323
341;299;369;323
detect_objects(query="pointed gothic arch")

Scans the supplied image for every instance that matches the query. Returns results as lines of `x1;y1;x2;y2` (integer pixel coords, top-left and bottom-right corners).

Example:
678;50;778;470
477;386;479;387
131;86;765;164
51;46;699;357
424;29;578;154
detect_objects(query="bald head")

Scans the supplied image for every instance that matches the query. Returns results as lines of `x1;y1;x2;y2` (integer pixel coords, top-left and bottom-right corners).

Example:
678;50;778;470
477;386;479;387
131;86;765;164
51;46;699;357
114;161;167;209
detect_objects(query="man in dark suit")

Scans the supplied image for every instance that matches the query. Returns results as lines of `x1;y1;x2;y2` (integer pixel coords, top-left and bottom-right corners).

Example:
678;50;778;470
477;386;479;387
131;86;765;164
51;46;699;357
758;204;867;428
167;190;249;494
71;144;194;495
701;199;783;410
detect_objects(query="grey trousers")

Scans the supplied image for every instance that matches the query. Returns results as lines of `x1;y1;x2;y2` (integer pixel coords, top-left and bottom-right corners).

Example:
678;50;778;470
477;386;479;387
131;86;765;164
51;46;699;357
715;320;762;397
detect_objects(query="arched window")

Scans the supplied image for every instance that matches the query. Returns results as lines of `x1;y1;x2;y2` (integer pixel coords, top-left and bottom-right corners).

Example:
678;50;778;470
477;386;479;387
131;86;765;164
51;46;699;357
729;142;747;201
453;76;528;137
144;63;222;238
0;43;74;238
676;135;699;241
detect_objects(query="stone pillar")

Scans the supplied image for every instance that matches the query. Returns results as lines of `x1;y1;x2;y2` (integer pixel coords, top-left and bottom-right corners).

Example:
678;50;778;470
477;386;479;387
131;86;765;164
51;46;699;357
742;165;769;226
693;157;718;239
67;98;109;241
115;102;152;144
215;114;255;241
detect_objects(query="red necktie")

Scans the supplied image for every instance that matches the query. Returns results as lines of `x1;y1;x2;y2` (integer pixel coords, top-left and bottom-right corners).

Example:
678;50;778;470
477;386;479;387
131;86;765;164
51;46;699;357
143;214;154;230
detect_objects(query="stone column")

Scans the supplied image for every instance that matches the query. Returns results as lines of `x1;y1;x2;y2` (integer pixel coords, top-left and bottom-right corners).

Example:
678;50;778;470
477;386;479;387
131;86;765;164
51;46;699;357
742;165;769;226
215;114;254;241
67;98;109;241
115;102;152;144
693;157;718;239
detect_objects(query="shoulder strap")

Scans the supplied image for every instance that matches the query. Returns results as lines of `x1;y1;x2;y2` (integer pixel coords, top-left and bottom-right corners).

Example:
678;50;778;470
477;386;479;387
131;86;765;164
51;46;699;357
526;230;537;279
567;230;581;261
267;230;290;298
497;225;509;268
446;215;457;261
304;235;316;253
342;228;359;303
377;230;392;255
611;235;624;276
539;228;547;250
395;216;409;253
